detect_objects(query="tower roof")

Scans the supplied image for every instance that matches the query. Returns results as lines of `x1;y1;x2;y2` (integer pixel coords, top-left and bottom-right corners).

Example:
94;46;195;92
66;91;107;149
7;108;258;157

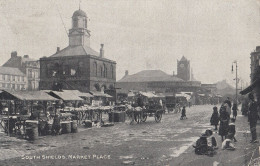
180;56;187;61
72;9;87;17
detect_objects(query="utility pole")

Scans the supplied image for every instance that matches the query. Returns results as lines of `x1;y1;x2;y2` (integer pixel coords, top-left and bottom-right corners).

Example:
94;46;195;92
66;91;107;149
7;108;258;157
232;61;238;104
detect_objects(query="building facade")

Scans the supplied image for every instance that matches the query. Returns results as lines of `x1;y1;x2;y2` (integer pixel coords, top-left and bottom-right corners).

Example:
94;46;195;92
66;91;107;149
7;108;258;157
117;70;201;94
177;56;190;81
0;66;27;90
250;46;260;82
39;9;116;92
2;51;40;90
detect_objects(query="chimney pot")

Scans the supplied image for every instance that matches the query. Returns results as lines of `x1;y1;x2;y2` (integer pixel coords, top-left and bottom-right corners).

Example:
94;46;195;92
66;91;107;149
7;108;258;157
100;44;104;57
125;70;129;76
23;55;29;58
56;47;60;53
11;51;17;58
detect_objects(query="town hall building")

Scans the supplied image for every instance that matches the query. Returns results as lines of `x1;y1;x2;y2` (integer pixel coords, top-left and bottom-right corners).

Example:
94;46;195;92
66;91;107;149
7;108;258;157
39;9;116;92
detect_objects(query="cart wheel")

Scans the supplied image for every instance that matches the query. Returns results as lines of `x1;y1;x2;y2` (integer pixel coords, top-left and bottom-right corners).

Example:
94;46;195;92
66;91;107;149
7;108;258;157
155;111;162;123
141;111;147;122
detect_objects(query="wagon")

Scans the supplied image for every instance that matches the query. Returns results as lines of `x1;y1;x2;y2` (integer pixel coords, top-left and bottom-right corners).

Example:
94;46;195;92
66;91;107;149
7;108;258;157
128;92;164;124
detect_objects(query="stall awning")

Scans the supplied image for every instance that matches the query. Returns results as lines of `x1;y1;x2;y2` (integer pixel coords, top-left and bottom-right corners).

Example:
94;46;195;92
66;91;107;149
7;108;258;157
62;90;93;98
89;91;108;97
139;91;158;98
240;79;259;95
49;91;83;101
0;90;59;101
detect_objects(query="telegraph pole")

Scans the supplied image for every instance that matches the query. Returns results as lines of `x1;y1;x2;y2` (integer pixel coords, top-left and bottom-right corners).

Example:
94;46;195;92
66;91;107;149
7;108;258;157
232;61;238;104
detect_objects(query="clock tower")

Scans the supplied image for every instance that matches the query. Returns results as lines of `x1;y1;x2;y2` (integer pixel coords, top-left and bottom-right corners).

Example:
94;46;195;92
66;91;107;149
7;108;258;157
177;56;190;81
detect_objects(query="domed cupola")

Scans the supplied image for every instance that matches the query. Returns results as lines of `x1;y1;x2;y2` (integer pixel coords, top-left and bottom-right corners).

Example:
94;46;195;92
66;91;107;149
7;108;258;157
72;9;87;17
71;9;88;29
69;9;90;46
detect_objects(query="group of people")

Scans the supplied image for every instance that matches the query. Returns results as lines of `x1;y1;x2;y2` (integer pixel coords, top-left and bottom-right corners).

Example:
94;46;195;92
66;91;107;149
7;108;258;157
210;94;259;148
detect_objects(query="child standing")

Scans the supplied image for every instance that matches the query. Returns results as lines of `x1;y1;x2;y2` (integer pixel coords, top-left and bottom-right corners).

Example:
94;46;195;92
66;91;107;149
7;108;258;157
228;118;237;142
210;106;219;130
180;106;187;120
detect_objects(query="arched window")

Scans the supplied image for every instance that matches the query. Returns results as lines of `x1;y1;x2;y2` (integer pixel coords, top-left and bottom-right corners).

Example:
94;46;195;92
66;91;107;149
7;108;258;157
73;18;78;28
100;66;103;77
94;84;100;91
93;62;97;76
111;65;114;79
103;64;106;78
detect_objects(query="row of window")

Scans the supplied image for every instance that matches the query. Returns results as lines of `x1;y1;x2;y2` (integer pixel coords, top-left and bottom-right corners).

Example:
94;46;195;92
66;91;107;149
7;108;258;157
0;74;25;82
1;83;25;90
28;69;39;78
93;63;114;78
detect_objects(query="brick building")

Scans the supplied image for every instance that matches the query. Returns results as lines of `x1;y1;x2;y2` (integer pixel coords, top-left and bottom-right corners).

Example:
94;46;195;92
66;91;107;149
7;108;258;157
0;66;27;90
39;9;116;92
2;51;40;90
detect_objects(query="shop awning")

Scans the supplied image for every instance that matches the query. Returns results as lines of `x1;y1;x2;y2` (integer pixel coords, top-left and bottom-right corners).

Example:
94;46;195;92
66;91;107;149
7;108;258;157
49;91;83;101
240;79;260;95
0;90;58;101
139;91;158;98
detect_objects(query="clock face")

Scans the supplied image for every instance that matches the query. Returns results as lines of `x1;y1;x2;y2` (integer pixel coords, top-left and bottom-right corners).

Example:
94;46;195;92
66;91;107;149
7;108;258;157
180;63;185;68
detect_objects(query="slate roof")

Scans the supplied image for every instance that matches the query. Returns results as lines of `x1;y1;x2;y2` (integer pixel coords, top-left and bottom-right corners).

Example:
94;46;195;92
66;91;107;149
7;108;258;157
118;70;184;83
49;91;84;101
49;45;115;62
0;67;25;76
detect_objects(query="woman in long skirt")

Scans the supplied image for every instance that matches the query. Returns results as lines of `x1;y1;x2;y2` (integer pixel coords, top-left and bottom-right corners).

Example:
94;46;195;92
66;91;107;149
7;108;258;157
219;105;229;141
232;103;238;120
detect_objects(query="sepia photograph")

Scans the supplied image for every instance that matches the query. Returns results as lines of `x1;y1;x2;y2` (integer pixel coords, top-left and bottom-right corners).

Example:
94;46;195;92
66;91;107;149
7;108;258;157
0;0;260;165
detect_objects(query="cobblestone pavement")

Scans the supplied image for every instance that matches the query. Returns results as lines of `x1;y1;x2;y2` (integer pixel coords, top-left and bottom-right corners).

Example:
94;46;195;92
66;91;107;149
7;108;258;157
1;105;259;166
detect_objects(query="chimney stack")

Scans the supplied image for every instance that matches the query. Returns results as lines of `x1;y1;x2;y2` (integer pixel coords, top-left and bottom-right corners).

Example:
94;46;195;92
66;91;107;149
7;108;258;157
125;70;129;76
56;47;60;53
100;44;104;58
23;55;29;58
11;51;17;58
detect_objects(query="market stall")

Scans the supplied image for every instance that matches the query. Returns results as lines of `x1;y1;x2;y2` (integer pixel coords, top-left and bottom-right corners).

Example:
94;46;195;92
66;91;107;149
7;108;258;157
0;90;58;139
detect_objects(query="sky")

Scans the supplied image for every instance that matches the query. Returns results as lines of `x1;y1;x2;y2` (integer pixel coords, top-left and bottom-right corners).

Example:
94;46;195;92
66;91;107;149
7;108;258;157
0;0;260;87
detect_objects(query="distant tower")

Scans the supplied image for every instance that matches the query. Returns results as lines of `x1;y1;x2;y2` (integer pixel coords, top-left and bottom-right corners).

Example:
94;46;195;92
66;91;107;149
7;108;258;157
177;56;190;81
69;9;91;46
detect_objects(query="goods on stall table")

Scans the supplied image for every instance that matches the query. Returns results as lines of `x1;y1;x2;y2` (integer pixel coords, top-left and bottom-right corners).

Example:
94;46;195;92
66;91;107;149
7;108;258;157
61;121;71;134
71;120;78;133
25;120;38;141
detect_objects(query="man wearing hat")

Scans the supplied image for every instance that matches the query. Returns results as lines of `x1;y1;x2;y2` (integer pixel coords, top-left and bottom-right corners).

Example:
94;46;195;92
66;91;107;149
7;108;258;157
248;92;258;143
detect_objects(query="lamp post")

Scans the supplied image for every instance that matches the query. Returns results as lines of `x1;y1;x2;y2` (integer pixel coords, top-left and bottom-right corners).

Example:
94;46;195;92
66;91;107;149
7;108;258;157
232;61;238;104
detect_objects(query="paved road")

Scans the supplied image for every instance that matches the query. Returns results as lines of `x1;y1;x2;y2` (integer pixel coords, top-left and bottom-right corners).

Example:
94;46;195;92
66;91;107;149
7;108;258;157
1;105;259;166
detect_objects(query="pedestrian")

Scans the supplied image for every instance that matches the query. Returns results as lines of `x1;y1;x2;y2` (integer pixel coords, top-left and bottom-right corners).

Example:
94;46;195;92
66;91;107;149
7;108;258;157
205;129;218;149
232;103;238;120
180;106;187;120
224;97;232;108
218;105;229;141
210;106;219;130
52;114;61;135
248;93;258;143
228;118;237;142
224;103;231;119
